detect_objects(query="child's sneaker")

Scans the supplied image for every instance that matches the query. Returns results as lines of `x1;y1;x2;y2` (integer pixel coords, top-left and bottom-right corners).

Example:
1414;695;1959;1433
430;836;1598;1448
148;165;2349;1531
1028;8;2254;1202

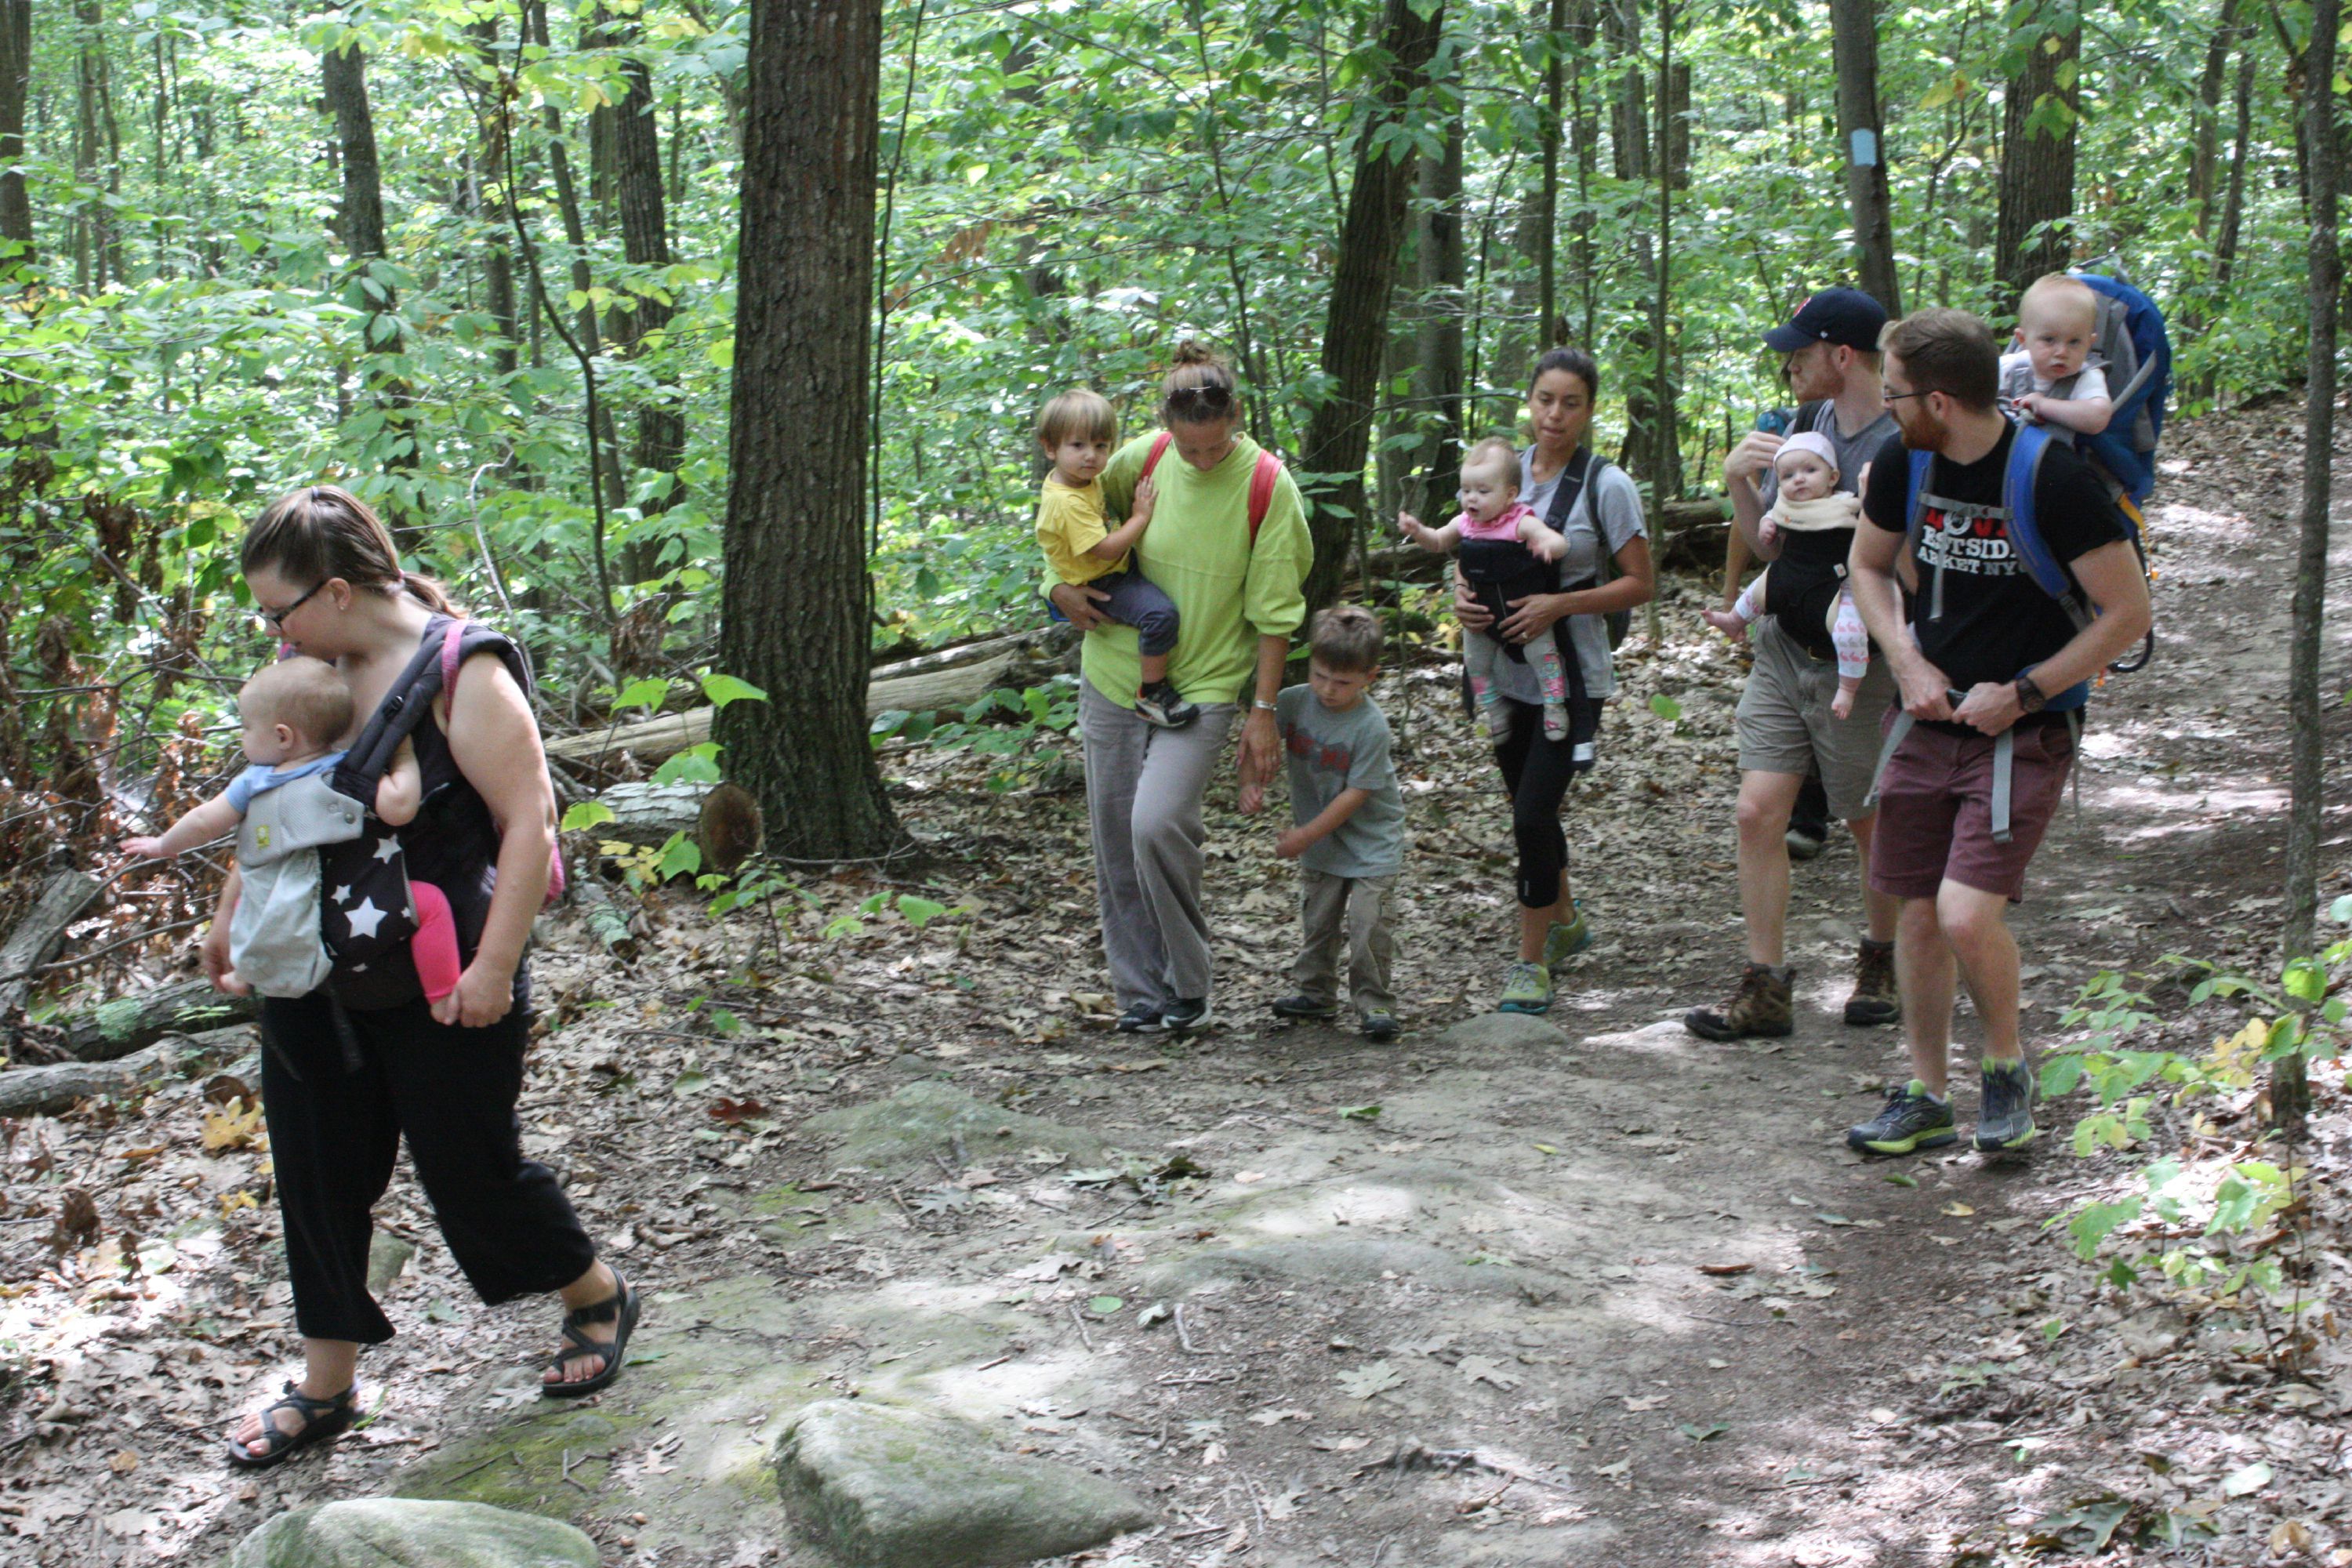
1359;1012;1399;1043
1269;994;1339;1021
1160;997;1213;1033
1135;682;1200;729
1542;702;1569;742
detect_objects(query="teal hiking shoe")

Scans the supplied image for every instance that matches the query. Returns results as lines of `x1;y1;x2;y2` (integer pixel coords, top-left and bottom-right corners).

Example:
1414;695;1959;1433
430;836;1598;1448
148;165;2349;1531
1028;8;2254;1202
1543;904;1592;971
1846;1080;1958;1156
1497;961;1553;1014
1975;1059;2038;1152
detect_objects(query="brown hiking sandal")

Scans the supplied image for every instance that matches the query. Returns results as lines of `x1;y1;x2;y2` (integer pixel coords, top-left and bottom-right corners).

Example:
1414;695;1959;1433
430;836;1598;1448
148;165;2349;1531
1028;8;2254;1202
1844;938;1900;1026
1682;962;1794;1040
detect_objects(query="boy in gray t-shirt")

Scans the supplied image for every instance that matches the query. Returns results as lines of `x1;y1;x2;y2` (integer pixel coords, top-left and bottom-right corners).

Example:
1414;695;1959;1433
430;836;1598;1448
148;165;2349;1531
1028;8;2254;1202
1240;607;1406;1040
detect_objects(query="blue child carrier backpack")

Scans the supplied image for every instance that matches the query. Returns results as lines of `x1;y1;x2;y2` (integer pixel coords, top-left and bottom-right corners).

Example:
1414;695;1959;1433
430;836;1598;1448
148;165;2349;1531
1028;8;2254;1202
2071;272;2171;509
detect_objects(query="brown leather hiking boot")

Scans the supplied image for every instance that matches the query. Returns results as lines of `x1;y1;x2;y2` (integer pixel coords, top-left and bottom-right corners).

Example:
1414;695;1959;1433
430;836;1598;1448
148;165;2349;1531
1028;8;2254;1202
1682;962;1795;1040
1844;938;1901;1026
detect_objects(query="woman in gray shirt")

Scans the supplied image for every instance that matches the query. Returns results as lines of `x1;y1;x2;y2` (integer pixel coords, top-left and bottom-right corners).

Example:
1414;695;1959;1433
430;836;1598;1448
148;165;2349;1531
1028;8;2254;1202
1448;349;1653;1015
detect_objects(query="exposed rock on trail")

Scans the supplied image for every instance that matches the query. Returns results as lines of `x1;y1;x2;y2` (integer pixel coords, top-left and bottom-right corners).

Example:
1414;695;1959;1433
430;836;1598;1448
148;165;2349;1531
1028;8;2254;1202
774;1399;1152;1567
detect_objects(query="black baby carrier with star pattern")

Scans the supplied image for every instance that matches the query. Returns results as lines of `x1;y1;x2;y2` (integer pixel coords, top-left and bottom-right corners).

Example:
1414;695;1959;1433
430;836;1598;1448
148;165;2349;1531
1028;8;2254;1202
318;616;561;1011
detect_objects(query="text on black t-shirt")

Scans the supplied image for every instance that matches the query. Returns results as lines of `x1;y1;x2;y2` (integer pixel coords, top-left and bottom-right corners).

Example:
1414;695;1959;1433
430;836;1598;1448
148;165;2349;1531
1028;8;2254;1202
1859;425;2130;693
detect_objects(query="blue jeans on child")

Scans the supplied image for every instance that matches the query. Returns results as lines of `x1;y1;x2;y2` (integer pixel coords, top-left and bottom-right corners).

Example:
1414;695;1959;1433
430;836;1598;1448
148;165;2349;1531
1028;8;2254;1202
1088;569;1180;657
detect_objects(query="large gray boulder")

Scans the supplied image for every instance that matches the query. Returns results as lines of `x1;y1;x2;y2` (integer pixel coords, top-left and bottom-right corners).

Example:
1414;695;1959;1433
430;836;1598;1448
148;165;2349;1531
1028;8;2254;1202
774;1399;1152;1567
226;1499;596;1568
801;1080;1109;1173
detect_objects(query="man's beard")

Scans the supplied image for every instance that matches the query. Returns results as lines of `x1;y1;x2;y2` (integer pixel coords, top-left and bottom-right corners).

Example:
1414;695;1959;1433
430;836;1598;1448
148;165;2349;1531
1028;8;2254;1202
1898;404;1948;451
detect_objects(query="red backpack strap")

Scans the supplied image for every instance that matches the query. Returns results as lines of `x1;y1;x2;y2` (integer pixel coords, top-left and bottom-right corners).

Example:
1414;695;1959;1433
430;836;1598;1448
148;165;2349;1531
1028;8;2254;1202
1142;431;1172;481
1247;452;1281;543
439;619;466;695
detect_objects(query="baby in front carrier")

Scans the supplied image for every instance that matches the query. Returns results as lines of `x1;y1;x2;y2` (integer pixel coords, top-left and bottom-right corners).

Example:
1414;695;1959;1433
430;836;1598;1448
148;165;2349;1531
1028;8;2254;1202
1399;437;1578;742
1701;432;1875;719
122;657;459;1000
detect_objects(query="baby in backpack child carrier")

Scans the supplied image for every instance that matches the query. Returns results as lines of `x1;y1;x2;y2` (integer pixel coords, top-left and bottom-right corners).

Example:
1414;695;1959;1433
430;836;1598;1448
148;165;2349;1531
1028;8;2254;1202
1700;433;1880;719
1999;275;2114;448
122;656;461;1002
1398;437;1580;743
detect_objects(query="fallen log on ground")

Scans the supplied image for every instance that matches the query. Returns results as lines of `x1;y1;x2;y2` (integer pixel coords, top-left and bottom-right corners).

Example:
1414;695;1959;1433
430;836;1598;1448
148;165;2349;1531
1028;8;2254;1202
546;627;1076;772
59;976;260;1063
0;1022;256;1116
0;871;103;1018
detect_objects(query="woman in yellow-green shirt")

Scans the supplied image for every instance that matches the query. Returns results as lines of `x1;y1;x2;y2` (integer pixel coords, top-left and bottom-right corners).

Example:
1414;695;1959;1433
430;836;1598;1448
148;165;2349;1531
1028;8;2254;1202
1047;343;1312;1034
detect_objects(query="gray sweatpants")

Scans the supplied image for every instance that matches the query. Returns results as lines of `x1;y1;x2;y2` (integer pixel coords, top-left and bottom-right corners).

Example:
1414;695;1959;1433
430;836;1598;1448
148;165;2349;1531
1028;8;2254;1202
1079;682;1236;1007
1293;869;1396;1016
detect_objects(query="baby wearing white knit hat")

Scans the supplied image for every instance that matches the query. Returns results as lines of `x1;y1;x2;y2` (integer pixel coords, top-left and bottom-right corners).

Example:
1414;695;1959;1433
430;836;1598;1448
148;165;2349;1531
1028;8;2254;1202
1700;432;1877;719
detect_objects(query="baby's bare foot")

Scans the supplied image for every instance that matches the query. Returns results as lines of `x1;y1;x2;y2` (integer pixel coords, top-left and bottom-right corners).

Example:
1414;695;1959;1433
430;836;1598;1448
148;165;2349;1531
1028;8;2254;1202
1700;608;1749;642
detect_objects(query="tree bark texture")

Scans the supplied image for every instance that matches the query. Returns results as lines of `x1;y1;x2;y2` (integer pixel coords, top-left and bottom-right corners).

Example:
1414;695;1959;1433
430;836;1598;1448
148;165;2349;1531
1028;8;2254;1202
2277;0;2339;1133
470;18;520;380
1993;4;2079;304
1535;0;1568;359
1417;62;1466;517
1297;0;1445;615
0;0;31;267
2189;0;2246;236
716;0;902;860
525;0;625;510
1830;0;1901;314
609;47;685;555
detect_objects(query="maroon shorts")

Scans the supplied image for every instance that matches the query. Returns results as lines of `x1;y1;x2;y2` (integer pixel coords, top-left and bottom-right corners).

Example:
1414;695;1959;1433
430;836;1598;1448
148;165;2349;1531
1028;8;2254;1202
1867;714;2076;902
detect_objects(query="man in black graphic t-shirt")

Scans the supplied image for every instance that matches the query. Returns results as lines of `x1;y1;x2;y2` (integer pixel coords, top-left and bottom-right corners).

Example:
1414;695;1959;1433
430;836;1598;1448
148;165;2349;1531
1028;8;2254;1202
1843;308;2151;1160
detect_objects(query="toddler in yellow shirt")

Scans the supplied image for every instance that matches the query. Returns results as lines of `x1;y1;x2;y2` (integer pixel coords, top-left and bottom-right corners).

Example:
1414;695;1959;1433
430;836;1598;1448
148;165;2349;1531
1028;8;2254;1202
1033;389;1198;728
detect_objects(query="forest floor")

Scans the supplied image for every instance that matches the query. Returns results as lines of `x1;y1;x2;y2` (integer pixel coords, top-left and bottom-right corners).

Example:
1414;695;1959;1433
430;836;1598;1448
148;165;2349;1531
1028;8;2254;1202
4;402;2351;1568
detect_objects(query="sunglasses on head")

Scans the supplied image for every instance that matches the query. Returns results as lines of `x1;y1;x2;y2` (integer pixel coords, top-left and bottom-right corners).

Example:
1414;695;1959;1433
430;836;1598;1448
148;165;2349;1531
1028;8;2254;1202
1166;382;1235;411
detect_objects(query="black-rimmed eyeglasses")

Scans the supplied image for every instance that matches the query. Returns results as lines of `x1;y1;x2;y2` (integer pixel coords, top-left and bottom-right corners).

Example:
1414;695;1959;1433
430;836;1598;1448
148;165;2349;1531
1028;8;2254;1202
256;580;325;629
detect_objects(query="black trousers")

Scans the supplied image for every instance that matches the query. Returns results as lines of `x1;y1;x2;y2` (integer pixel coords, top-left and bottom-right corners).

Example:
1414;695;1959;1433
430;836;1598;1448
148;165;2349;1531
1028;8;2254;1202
1494;696;1601;909
260;992;596;1345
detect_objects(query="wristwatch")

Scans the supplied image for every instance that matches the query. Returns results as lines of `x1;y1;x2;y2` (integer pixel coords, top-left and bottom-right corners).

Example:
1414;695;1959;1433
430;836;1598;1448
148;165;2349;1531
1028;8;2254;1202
2013;672;2047;714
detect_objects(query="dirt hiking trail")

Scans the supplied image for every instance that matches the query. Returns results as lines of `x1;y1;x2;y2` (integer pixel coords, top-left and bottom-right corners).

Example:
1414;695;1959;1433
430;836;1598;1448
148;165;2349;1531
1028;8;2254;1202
5;404;2348;1567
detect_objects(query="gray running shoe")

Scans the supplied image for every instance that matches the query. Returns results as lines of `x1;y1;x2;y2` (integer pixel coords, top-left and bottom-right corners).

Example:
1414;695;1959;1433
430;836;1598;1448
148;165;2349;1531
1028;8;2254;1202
1360;1013;1399;1043
1975;1058;2038;1152
1270;994;1339;1020
1846;1080;1958;1156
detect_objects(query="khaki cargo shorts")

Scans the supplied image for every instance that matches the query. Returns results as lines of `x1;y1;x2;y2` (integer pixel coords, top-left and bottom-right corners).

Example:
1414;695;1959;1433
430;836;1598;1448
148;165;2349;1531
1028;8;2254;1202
1734;617;1899;821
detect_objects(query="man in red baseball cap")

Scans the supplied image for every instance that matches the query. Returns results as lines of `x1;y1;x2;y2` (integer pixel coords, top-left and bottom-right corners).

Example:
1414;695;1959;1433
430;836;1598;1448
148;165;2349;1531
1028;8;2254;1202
1686;285;1902;1044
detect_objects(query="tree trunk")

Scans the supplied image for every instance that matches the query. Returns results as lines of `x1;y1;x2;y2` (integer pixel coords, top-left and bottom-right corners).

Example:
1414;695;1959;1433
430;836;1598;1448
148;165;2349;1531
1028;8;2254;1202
0;0;31;273
1647;0;1680;524
716;0;902;860
1298;0;1446;615
1417;60;1466;517
609;41;684;581
1606;0;1665;484
0;871;101;1021
1535;0;1568;359
470;19;520;381
1993;2;2079;304
2212;38;2257;299
321;24;416;532
1830;0;1901;314
525;0;626;513
2189;0;2246;236
1568;0;1597;347
2276;0;2338;1134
